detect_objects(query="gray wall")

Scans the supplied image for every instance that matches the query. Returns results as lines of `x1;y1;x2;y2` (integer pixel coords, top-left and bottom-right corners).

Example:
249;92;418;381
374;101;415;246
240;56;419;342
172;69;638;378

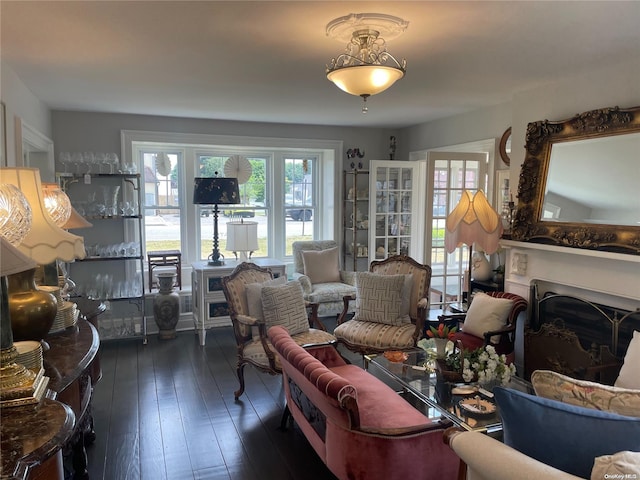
51;111;396;171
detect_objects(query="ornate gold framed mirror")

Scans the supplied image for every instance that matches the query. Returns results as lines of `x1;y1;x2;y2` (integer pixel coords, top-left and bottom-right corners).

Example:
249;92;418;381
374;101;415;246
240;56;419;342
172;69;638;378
512;105;640;255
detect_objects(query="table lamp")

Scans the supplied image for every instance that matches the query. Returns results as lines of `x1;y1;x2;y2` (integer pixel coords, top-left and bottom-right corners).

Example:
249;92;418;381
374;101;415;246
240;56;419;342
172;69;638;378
226;219;259;262
444;190;503;304
0;237;50;407
1;167;86;342
193;176;240;265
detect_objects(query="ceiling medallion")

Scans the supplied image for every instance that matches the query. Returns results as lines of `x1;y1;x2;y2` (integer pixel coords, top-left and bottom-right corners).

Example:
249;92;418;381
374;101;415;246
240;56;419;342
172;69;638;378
326;13;409;113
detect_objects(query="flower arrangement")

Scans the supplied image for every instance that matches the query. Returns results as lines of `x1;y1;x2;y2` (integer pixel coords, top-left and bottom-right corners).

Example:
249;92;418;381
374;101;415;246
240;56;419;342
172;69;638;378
426;323;457;340
459;345;516;385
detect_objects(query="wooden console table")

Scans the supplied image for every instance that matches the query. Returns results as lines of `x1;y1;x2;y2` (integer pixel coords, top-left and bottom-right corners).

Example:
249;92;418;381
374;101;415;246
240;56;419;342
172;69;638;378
44;319;100;480
192;259;286;346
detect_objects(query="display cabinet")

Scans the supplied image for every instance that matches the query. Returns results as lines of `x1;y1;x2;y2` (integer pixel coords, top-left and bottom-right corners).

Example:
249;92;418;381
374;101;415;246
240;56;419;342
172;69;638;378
369;160;427;264
58;172;147;343
192;258;286;346
342;169;369;271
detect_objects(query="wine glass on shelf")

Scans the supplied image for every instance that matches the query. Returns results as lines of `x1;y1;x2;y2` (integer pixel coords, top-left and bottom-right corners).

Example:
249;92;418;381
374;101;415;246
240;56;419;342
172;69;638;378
107;153;120;174
59;152;71;173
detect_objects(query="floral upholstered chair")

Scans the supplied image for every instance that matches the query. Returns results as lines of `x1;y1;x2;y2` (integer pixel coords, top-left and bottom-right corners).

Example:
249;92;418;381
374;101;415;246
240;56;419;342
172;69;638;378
334;255;432;355
222;262;336;399
291;240;357;318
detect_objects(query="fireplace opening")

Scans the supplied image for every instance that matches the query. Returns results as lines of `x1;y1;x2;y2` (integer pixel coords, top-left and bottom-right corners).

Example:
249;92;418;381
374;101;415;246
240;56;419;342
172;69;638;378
525;283;639;383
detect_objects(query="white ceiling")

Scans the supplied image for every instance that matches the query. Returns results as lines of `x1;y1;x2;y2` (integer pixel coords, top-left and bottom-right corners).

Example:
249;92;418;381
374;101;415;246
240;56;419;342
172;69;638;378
2;1;640;129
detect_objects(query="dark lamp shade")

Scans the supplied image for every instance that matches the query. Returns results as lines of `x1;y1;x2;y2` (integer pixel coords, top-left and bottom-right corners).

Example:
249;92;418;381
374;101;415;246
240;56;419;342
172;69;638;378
193;177;240;205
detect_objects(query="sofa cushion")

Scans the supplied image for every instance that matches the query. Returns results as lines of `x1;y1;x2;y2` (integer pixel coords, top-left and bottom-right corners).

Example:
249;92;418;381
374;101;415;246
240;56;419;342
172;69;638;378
353;272;409;325
591;450;640;480
494;386;640;478
262;281;309;336
332;364;431;430
615;329;640;389
302;247;341;284
463;293;513;343
531;369;640;417
333;319;416;351
306;281;357;304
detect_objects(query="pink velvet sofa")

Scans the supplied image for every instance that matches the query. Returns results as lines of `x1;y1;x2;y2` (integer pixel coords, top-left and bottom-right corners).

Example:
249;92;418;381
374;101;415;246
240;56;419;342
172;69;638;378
268;325;460;480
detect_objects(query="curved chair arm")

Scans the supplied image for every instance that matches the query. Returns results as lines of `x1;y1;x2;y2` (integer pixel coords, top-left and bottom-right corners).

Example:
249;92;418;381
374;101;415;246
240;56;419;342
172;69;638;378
291;272;312;293
482;323;516;345
304;301;326;330
445;428;584;480
340;270;357;285
236;313;259;326
337;293;356;325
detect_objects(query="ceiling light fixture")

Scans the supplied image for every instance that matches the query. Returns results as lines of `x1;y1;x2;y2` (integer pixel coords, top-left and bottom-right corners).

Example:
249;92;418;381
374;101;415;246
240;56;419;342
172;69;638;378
326;13;408;113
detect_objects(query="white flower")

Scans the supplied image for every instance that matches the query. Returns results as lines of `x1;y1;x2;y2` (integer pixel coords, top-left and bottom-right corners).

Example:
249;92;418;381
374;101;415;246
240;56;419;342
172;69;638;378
462;345;515;385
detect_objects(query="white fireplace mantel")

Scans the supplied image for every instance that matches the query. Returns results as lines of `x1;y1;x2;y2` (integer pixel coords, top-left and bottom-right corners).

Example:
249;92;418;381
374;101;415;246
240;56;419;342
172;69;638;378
500;239;640;311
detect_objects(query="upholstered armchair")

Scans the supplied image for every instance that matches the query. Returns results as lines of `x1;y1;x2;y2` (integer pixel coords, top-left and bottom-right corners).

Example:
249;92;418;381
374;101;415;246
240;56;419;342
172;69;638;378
440;292;527;363
334;255;431;355
291;240;357;318
221;262;336;399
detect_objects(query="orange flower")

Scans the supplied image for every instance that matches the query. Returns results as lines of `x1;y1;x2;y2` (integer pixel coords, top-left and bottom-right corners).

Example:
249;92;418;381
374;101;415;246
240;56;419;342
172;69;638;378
427;323;458;339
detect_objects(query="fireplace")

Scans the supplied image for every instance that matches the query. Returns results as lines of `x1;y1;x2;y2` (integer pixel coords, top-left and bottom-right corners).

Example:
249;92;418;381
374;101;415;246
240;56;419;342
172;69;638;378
532;289;640;358
499;240;640;378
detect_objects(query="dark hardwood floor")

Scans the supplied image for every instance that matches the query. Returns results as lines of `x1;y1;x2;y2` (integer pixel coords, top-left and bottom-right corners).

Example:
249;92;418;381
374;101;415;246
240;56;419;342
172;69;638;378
86;321;353;480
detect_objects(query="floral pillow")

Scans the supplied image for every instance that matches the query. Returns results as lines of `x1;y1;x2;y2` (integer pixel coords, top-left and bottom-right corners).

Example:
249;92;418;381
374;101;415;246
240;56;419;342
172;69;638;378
531;369;640;418
591;451;640;480
615;329;640;389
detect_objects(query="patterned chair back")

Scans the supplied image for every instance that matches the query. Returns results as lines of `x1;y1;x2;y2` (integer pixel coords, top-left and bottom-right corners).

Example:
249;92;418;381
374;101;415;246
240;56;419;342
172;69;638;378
370;255;432;321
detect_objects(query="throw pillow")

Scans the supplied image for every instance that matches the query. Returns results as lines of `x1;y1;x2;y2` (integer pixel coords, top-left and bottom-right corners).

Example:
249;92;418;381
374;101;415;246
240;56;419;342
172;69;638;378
494;386;640;479
301;247;341;284
401;274;413;318
531;370;640;418
591;451;640;480
615;329;640;389
261;281;309;336
246;275;287;321
463;293;514;343
353;272;409;326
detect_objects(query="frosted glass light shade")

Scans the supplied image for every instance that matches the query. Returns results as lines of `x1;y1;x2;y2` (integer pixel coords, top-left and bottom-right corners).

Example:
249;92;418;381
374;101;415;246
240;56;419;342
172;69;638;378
0;184;32;247
1;168;85;263
327;65;404;96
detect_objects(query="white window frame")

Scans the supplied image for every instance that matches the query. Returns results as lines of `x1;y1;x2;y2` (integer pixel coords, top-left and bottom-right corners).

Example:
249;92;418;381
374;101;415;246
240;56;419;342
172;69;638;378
121;130;341;280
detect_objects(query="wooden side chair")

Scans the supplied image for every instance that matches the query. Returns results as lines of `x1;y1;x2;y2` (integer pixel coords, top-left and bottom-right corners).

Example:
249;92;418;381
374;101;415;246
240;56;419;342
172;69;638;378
334;255;432;355
221;262;336;399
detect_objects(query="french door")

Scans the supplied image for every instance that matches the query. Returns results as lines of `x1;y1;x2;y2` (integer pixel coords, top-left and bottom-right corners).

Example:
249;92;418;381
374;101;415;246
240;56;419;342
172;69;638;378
426;151;488;310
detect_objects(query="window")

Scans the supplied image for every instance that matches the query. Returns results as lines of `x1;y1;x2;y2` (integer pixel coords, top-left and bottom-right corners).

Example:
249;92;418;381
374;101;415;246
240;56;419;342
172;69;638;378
284;156;314;255
123;131;339;278
142;151;181;253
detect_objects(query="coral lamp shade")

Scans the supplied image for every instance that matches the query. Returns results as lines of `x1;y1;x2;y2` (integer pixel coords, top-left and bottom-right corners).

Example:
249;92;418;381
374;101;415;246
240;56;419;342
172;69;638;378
445;190;503;255
1;168;85;263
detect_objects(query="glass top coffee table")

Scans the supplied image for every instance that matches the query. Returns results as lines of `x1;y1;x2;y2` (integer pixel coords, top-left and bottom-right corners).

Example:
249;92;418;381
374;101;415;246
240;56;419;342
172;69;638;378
364;349;533;434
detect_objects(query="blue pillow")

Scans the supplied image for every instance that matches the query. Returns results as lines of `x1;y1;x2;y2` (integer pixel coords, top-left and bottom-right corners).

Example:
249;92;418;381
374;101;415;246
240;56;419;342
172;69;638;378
494;387;640;479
